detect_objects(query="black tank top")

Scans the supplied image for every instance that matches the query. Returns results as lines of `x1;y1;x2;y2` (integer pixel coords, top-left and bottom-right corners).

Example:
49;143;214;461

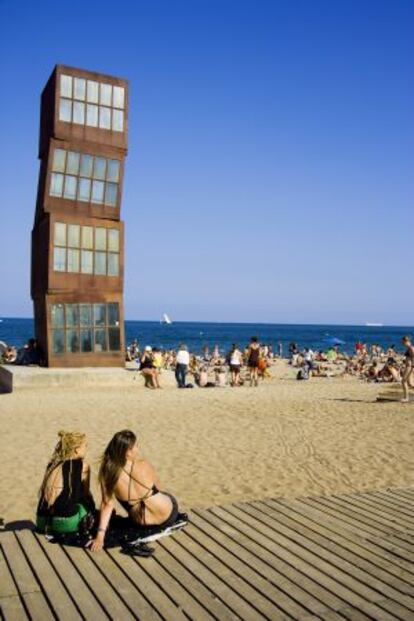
37;459;84;517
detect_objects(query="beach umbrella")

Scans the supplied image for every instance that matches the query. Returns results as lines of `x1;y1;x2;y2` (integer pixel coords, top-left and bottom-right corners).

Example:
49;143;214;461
323;336;346;346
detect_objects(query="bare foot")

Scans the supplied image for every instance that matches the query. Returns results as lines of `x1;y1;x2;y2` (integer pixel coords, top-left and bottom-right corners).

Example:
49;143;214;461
400;398;409;403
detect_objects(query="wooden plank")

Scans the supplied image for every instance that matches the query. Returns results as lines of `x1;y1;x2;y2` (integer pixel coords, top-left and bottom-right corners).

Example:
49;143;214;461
254;500;414;609
36;534;110;621
107;549;189;621
331;494;414;533
364;492;414;520
280;498;414;574
167;523;292;620
208;506;356;614
378;598;414;621
16;531;82;621
157;536;238;621
0;595;29;621
64;545;135;620
268;498;414;591
190;509;330;620
0;546;18;598
387;489;414;505
0;532;41;595
302;497;412;549
21;591;55;621
219;504;403;621
156;532;269;621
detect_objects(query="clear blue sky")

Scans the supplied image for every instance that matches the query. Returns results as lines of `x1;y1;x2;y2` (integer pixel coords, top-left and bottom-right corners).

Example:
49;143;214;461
1;0;413;324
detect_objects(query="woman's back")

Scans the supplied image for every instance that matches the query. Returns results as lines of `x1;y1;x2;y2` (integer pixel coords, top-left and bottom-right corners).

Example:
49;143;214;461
115;459;173;525
38;458;84;516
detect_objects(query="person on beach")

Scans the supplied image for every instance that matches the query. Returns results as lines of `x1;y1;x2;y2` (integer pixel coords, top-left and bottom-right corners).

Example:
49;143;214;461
175;343;190;388
246;336;261;386
140;346;161;388
401;335;414;403
88;430;187;552
229;344;242;386
36;431;94;535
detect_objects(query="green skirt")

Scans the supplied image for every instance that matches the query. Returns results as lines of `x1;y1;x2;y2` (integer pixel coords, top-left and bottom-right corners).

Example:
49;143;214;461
36;503;88;534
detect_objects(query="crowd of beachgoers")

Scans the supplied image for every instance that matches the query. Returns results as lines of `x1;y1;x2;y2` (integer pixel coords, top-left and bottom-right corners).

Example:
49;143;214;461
126;336;414;398
1;334;413;399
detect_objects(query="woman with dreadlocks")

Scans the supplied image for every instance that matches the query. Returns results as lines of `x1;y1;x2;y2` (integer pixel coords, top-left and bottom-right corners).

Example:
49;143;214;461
36;431;95;535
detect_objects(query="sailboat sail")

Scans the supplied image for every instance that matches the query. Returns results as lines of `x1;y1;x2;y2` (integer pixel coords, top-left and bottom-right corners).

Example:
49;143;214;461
162;313;172;324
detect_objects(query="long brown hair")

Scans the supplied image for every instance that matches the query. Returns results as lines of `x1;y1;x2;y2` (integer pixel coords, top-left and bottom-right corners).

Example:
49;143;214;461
39;430;86;502
98;430;137;498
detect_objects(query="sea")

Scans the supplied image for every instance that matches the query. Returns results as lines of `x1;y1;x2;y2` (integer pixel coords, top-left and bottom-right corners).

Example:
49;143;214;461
0;318;412;356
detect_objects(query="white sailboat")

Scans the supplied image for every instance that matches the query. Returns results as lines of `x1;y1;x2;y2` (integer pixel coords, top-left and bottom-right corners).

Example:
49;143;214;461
161;313;172;325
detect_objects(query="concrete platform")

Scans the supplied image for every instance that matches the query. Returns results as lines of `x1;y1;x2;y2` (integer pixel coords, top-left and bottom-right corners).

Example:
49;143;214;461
0;364;176;392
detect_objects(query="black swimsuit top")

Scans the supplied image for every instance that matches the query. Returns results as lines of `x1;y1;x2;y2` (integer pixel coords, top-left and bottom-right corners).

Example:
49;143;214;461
116;463;160;521
37;458;84;517
405;347;414;363
140;355;154;370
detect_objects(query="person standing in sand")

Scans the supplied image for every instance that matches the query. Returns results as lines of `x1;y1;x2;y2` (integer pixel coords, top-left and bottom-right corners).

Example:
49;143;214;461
401;335;414;402
246;336;261;387
175;344;190;388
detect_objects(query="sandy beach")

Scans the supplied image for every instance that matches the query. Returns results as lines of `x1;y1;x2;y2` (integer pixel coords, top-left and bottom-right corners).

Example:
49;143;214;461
1;360;414;526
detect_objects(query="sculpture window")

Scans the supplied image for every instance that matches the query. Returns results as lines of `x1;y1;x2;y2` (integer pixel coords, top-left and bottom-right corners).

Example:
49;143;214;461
51;302;121;353
59;74;125;132
53;222;120;276
50;148;120;207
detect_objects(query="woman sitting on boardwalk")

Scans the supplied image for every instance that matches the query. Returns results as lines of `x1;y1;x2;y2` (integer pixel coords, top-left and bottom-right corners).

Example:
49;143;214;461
88;430;187;552
36;431;94;535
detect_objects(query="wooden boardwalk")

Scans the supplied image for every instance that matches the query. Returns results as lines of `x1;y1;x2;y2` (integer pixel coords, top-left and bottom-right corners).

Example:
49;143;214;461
2;487;414;621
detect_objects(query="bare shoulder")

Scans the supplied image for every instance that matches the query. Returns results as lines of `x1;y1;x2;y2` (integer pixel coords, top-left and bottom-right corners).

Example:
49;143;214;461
133;458;155;479
81;461;90;474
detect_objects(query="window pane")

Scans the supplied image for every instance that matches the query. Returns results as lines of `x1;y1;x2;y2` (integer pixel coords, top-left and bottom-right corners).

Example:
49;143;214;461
53;330;65;354
79;304;92;326
59;99;72;122
73;101;85;125
107;252;119;276
86;104;98;127
74;77;86;100
60;74;73;98
95;227;107;250
81;250;93;273
66;329;80;353
66;304;79;327
99;106;111;129
100;83;112;106
81;226;93;249
53;247;66;271
87;80;99;103
93;157;106;180
113;86;125;109
66;151;80;175
67;224;80;247
94;329;107;352
112;109;123;132
94;303;106;326
80;329;93;352
91;180;104;204
94;251;106;275
67;249;80;272
50;173;64;197
77;178;91;202
52;149;66;172
104;182;117;206
108;328;121;351
106;159;120;182
108;303;119;326
63;175;77;200
80;154;93;177
54;222;66;246
51;304;64;328
108;229;119;251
